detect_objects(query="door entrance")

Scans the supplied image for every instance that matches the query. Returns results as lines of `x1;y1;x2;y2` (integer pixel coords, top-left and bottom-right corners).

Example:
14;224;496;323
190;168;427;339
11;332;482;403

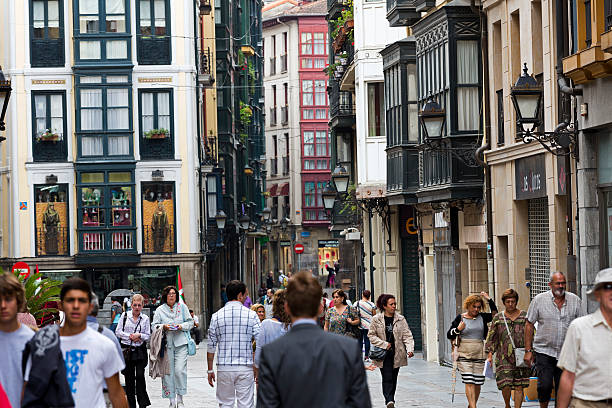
401;235;422;351
436;247;457;366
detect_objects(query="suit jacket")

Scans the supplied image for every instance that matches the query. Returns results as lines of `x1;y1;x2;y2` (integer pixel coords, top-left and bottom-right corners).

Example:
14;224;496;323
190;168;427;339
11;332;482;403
257;322;371;408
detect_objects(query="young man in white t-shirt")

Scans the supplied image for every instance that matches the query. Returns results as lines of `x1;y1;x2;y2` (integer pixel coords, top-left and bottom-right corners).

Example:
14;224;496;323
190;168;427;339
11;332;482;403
58;278;128;408
0;273;35;408
354;290;376;361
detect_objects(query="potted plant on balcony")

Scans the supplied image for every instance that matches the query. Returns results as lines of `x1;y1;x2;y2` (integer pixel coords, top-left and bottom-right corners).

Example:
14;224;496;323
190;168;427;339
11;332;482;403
337;51;348;66
37;129;61;142
144;128;169;139
240;101;253;127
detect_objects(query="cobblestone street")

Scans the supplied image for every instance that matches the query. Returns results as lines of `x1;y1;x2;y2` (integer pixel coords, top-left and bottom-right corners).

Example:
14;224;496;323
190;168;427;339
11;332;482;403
143;343;541;407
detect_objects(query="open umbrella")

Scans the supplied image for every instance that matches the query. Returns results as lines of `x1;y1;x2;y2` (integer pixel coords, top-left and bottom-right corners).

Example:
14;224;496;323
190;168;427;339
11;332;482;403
107;289;135;297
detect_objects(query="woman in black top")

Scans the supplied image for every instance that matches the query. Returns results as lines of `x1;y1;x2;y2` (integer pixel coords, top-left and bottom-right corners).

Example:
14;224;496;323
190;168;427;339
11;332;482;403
447;292;497;408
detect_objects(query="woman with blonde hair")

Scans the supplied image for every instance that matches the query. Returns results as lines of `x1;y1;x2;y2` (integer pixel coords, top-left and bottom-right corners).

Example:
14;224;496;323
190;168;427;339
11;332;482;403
250;303;266;322
254;289;291;367
447;292;498;408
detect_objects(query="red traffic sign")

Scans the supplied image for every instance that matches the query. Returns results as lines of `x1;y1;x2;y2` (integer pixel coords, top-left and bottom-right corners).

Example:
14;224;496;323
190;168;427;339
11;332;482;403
12;262;31;279
294;244;304;254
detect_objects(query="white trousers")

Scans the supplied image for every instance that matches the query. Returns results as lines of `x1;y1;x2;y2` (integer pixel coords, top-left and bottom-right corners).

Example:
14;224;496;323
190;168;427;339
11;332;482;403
216;370;255;408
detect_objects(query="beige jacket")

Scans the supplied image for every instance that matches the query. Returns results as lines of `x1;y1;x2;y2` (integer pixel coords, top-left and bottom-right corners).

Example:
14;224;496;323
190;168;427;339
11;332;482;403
368;312;414;368
149;327;170;379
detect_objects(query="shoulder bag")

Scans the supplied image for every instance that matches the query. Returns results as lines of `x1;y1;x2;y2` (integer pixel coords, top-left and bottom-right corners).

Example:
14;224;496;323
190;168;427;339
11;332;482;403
181;304;196;356
121;313;144;362
368;316;388;361
501;312;527;368
346;305;361;338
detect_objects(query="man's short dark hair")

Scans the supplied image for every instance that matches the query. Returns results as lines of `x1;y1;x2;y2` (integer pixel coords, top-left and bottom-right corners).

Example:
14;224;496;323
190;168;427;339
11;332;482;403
0;273;26;311
226;280;246;301
60;278;92;302
362;290;371;299
189;309;194;313
286;272;322;318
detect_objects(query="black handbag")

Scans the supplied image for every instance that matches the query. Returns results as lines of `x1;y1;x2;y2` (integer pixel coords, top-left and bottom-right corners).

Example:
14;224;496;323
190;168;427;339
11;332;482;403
346;306;361;338
369;346;388;361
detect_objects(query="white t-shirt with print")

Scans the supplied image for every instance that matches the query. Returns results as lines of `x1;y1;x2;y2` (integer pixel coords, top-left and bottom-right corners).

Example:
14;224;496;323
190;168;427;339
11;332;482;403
61;327;125;408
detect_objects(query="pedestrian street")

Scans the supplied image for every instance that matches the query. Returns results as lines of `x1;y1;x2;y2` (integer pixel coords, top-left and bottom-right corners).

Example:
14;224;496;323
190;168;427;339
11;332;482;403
144;343;541;407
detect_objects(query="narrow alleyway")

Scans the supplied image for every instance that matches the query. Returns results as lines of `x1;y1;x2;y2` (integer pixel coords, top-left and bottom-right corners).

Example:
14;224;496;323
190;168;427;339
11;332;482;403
144;343;541;407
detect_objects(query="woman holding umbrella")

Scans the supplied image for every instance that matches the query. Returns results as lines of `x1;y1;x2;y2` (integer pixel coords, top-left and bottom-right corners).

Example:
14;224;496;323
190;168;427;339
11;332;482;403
447;292;497;408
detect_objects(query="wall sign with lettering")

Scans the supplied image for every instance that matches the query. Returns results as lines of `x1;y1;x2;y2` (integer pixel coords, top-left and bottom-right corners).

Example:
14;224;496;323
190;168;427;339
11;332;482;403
515;154;547;200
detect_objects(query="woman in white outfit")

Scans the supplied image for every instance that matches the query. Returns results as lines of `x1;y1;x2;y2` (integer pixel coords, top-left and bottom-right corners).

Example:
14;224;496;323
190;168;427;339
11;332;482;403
152;286;194;408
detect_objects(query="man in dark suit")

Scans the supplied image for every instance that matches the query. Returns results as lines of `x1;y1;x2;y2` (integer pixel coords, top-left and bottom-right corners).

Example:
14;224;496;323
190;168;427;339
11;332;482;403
257;272;371;408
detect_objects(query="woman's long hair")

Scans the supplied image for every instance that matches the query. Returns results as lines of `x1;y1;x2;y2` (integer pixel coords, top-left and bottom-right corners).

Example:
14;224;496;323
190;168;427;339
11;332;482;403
272;289;291;328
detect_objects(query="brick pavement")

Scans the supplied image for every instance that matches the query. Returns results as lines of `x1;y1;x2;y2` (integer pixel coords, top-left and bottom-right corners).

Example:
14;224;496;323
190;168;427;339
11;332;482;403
143;343;542;407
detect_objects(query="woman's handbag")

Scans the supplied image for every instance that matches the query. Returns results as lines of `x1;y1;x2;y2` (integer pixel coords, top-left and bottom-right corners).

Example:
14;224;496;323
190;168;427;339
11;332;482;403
181;305;196;356
120;314;143;363
501;312;527;368
369;345;388;361
346;306;361;338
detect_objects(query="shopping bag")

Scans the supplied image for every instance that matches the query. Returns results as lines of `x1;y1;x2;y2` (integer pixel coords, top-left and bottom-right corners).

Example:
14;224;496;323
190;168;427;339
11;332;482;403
483;360;495;379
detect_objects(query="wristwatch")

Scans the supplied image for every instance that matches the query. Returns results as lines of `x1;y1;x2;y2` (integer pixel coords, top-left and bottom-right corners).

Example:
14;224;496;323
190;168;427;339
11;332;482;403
525;349;533;353
207;369;214;374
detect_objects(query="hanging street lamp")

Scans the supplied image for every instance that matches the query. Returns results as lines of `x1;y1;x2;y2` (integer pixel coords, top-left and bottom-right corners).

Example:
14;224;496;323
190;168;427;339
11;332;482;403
0;66;12;141
331;164;350;194
418;96;446;140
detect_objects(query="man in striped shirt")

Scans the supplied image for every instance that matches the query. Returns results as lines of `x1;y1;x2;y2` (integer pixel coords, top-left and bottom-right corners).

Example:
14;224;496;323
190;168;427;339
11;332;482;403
355;290;376;361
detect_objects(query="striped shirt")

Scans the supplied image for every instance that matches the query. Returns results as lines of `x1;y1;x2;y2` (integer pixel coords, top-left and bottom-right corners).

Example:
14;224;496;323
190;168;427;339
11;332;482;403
207;301;261;369
355;300;376;330
526;290;584;359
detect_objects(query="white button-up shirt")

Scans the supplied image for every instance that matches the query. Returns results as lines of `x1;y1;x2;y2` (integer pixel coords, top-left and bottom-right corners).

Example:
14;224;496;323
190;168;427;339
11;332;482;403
557;308;612;401
115;310;151;347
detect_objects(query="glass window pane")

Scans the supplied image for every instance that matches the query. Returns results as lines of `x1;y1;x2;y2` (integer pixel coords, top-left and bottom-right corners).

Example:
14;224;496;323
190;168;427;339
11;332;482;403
33;1;45;28
106;0;125;14
154;0;166;27
304;131;314;143
80;0;99;13
457;40;479;84
79;17;99;34
108;108;129;129
301;59;313;69
108;135;130;155
80;41;101;59
108;88;129;107
80;89;102;107
106;40;127;59
82;173;105;183
106;75;129;83
35;95;46;119
457;87;479;130
80;76;102;84
109;172;132;182
314;58;325;68
140;0;151;28
48;1;60;26
367;83;385;137
81;137;104;156
141;92;154;131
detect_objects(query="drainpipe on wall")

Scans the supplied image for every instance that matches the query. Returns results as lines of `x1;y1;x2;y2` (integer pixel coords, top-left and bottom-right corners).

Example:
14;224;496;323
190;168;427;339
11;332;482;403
554;0;582;296
472;0;495;300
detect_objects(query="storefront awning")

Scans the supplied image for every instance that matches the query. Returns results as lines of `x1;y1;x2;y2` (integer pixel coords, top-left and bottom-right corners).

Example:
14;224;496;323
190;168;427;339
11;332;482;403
278;183;289;196
267;184;278;196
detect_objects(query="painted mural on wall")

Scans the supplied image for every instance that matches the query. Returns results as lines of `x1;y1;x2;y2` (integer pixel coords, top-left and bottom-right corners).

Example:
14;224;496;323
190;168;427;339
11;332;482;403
35;184;69;256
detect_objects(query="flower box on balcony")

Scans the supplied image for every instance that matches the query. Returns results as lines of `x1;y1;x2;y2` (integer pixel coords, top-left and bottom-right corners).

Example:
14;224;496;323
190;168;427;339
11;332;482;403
144;129;169;139
37;130;61;142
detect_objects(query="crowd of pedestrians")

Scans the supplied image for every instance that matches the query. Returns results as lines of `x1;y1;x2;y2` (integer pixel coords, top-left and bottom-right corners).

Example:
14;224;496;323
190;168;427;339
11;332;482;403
1;266;611;408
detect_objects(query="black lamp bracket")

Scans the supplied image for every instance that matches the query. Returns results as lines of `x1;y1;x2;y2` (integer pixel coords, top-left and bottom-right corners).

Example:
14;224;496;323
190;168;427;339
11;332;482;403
518;123;578;160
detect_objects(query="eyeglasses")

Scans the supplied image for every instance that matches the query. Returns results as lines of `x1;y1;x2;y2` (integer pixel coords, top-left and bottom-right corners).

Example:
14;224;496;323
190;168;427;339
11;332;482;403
601;283;612;291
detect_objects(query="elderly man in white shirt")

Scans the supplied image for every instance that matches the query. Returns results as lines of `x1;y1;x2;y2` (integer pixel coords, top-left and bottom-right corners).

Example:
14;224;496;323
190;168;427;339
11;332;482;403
557;268;612;408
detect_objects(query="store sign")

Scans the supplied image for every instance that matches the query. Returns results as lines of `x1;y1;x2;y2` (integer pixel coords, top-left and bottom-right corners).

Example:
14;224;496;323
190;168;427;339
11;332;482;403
280;241;292;247
318;239;339;248
557;155;567;196
515;154;547;200
400;206;418;238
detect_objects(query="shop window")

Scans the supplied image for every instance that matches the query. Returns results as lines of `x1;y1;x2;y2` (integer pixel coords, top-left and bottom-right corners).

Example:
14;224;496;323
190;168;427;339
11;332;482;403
142;181;175;253
77;170;135;253
35;184;69;256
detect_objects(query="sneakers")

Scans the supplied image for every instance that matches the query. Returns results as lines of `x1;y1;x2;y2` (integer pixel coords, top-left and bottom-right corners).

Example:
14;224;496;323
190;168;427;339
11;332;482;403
177;403;185;408
386;402;395;408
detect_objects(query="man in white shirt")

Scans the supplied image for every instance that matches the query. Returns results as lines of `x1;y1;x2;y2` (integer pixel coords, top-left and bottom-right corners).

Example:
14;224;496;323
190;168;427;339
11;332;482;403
355;290;376;361
557;268;612;408
0;273;35;408
207;280;261;408
57;278;128;408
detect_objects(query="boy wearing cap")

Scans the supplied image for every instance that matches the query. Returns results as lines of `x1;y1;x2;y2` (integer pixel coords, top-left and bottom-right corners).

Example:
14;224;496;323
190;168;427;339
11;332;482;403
557;268;612;408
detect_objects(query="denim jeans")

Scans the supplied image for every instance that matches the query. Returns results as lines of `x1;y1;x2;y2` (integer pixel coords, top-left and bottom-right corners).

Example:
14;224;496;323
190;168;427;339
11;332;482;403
358;328;370;358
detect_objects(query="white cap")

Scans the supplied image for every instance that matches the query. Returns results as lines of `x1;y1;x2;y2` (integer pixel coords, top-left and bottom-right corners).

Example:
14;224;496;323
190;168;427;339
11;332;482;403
587;268;612;296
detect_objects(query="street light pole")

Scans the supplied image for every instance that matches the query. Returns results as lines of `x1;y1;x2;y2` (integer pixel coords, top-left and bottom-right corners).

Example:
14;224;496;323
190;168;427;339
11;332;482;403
367;207;375;298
